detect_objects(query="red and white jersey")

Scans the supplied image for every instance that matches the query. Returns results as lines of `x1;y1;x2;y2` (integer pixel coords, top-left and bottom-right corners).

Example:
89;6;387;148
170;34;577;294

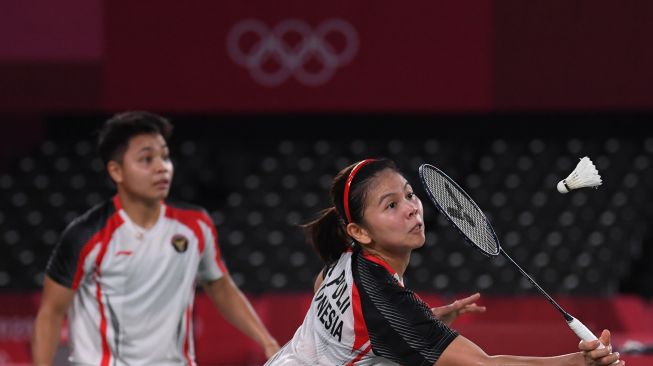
266;246;458;366
46;195;227;366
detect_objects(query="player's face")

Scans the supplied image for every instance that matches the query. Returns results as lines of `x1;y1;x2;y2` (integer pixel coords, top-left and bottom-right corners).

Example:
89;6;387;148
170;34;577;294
112;133;174;203
359;169;425;254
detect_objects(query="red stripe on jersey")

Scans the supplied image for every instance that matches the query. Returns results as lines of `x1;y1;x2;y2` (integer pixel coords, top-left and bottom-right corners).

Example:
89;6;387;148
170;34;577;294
165;206;228;275
96;280;110;366
350;282;369;352
183;305;193;365
346;343;372;366
112;195;122;211
203;217;228;274
361;251;397;278
71;211;124;289
92;206;124;366
71;243;97;290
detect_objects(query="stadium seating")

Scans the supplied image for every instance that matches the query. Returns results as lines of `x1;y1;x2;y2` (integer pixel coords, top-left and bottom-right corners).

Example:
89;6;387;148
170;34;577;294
0;116;651;297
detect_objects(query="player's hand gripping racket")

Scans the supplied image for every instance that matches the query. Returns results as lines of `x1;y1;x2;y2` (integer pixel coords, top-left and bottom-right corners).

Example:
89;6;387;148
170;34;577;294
418;164;605;347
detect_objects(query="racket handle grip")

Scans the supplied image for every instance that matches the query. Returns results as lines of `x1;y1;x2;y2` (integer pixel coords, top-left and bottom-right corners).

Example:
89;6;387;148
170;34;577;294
567;317;605;349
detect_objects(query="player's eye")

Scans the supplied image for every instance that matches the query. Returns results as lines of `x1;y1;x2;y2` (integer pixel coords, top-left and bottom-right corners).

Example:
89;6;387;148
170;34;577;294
386;202;397;209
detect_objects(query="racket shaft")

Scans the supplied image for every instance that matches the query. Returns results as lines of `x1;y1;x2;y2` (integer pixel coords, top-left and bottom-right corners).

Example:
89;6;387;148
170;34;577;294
503;250;606;349
500;249;569;317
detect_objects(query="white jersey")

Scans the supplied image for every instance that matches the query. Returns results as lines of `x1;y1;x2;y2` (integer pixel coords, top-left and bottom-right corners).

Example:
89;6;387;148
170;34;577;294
266;246;458;366
46;196;227;366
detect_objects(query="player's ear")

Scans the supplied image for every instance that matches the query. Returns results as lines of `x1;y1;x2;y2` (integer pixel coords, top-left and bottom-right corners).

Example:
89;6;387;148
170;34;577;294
107;160;123;184
346;223;371;245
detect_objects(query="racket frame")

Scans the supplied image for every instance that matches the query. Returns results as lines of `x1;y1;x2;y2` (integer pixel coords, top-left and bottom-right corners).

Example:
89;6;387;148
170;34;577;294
418;163;601;343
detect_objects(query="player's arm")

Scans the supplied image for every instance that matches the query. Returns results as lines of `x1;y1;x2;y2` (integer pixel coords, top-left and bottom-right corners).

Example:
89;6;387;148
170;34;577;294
435;330;623;366
32;276;75;366
202;274;280;358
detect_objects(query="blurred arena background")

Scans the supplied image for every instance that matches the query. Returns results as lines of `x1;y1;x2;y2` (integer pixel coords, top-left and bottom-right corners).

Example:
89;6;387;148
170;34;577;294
1;1;653;365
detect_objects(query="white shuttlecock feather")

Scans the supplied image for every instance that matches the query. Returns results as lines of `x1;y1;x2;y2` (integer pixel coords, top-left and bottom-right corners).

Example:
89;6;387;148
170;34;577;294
557;157;602;194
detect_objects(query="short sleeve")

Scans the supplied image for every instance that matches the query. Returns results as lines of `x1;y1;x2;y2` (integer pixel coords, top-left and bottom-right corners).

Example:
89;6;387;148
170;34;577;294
46;222;86;288
352;253;458;366
45;200;117;289
197;215;227;282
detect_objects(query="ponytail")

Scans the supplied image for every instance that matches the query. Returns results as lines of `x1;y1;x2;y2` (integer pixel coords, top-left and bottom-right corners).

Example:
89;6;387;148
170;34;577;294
302;207;350;265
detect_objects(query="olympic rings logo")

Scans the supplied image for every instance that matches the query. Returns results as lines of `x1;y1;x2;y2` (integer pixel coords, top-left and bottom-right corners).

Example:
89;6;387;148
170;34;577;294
227;19;359;87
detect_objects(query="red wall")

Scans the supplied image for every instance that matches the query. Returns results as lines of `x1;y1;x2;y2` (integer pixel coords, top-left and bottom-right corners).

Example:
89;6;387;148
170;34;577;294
101;1;491;113
493;1;653;111
1;1;653;113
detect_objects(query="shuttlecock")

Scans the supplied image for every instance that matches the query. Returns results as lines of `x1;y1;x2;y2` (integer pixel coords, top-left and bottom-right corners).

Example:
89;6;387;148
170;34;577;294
557;157;602;194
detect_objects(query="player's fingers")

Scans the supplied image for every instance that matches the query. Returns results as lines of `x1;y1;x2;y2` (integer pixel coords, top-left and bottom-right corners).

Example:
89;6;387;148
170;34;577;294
431;305;454;317
458;304;486;315
467;304;486;313
596;352;621;365
578;339;601;352
598;329;612;349
457;293;481;307
451;300;461;310
431;304;453;312
586;343;612;359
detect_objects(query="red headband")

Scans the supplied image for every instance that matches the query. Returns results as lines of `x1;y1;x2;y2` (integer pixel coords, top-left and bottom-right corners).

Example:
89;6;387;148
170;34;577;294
343;159;376;223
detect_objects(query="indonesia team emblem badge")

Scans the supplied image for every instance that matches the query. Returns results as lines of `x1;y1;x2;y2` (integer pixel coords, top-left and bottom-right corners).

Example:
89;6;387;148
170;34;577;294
171;234;189;253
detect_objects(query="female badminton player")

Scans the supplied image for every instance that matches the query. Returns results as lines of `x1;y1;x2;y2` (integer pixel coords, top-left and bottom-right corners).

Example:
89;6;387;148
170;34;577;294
265;158;623;366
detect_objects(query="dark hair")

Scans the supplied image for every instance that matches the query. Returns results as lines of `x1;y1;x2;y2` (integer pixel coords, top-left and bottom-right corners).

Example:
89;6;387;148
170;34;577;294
97;111;173;165
303;158;401;264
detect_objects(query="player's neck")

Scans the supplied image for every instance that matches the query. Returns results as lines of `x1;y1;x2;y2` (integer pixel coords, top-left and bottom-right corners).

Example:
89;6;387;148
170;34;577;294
116;191;162;229
384;253;410;278
364;247;410;278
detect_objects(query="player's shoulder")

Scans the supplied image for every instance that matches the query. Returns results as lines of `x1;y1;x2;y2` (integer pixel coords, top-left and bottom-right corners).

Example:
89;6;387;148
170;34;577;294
352;246;398;285
60;198;118;246
352;246;386;273
165;200;212;221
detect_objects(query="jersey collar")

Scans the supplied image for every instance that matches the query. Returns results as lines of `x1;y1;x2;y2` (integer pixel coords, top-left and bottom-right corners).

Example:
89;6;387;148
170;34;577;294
360;250;404;287
113;194;166;240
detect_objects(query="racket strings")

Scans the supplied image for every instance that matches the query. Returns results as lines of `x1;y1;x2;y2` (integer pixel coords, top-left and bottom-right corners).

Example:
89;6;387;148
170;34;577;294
419;165;601;344
420;166;499;256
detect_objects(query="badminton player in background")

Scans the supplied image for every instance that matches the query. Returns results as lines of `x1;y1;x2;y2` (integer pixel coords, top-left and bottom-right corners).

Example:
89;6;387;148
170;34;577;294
265;158;623;366
32;111;279;365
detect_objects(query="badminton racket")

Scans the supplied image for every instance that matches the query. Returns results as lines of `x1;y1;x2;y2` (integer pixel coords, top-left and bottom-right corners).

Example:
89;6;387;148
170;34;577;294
418;163;604;347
